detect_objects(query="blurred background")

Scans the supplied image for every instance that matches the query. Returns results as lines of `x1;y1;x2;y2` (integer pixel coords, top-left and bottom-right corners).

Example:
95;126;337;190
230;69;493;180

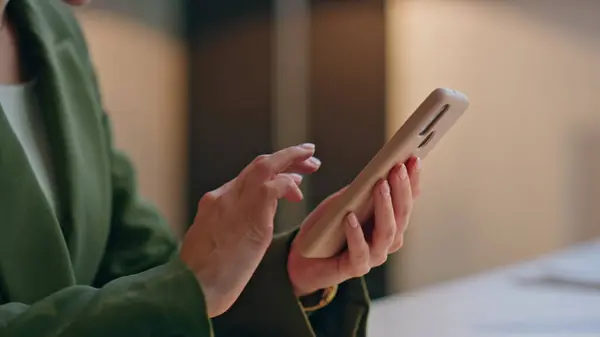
74;0;600;300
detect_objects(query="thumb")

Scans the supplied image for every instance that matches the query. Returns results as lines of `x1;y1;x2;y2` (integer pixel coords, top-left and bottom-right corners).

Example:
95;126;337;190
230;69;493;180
300;186;349;233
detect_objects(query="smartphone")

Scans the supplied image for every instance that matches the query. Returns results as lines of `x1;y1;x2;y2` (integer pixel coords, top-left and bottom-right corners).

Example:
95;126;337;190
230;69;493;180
296;88;470;258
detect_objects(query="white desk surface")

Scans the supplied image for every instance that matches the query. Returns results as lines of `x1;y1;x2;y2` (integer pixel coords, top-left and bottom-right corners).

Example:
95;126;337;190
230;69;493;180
368;240;600;337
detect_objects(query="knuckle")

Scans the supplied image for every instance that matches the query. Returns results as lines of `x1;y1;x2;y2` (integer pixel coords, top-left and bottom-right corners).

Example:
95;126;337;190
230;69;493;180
353;245;370;264
381;226;396;241
371;254;388;267
252;154;270;164
284;176;296;189
251;155;273;175
390;237;404;252
199;191;219;206
352;263;371;277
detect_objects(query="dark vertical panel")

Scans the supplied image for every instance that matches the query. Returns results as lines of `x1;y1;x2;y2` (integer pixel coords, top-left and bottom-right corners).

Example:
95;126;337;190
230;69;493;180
187;1;275;222
308;1;388;298
186;0;390;299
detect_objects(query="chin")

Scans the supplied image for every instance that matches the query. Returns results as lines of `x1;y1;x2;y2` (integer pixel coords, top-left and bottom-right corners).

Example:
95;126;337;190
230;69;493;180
63;0;92;6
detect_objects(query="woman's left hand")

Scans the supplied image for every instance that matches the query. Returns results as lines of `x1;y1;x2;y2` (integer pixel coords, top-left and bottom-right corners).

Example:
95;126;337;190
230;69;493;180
288;156;422;296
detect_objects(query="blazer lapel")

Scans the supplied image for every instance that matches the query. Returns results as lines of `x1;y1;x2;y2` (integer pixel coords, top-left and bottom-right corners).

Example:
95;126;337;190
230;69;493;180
0;104;75;303
19;1;78;240
19;0;112;278
0;0;111;302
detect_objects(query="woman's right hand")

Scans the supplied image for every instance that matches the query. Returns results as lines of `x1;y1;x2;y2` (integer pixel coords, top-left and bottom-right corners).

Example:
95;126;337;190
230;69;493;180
179;143;320;317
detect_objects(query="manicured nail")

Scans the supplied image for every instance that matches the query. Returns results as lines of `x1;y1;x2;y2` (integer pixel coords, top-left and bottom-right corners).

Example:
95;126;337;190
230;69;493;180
380;180;390;195
347;213;359;228
309;157;321;167
299;143;315;150
415;157;422;171
289;173;303;184
398;164;408;180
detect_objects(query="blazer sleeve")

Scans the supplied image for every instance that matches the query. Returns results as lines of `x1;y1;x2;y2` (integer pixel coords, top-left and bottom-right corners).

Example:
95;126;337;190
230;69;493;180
0;257;212;336
0;114;212;336
212;230;371;337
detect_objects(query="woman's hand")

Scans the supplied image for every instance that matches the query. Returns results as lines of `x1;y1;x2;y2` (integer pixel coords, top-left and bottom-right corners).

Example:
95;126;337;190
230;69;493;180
288;156;421;296
180;144;321;317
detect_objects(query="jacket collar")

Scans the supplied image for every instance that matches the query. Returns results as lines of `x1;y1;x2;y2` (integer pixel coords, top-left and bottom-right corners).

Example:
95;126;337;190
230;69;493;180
9;0;80;232
0;0;96;302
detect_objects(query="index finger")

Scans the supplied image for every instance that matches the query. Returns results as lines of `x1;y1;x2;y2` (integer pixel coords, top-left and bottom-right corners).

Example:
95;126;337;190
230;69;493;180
245;143;316;182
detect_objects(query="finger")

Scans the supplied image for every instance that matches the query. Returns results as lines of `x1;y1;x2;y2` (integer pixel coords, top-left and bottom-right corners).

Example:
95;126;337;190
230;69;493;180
284;156;321;174
388;233;404;253
391;163;414;225
285;172;304;188
244;144;316;183
340;213;371;278
268;143;316;173
285;173;305;202
388;163;413;253
263;173;304;202
406;156;422;198
370;179;396;266
282;172;304;185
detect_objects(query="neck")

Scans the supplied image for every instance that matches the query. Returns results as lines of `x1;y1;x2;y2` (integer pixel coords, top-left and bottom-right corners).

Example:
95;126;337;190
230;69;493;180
0;1;23;85
0;1;7;25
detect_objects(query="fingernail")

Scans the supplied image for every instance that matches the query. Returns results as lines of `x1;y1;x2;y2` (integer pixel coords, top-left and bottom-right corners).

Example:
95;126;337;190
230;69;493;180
290;173;303;184
398;164;408;180
380;180;390;195
299;143;315;150
309;157;321;167
347;213;359;228
415;157;422;171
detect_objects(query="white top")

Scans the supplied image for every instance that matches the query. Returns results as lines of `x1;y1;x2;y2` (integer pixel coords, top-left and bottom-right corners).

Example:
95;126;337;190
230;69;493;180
0;81;58;213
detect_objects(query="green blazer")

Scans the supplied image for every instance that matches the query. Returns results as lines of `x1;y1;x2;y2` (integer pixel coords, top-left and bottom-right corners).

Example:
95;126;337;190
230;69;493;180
0;1;369;336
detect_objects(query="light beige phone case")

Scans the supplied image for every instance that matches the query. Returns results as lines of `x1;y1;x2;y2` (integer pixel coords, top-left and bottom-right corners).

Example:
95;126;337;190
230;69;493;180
296;88;470;258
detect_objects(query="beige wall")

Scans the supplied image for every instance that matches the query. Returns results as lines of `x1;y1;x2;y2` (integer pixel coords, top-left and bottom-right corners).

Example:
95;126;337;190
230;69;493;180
76;10;188;235
386;0;600;292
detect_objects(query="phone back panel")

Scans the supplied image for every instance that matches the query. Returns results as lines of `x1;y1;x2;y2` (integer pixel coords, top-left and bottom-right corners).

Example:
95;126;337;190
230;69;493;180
296;88;470;258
